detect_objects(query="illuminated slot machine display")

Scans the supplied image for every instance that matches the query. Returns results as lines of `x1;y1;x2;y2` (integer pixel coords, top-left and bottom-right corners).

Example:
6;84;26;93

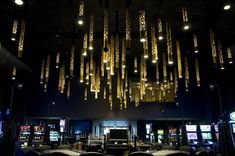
186;125;198;146
169;128;177;146
157;129;164;144
229;112;235;145
32;125;45;147
18;125;31;148
49;130;59;143
200;125;213;148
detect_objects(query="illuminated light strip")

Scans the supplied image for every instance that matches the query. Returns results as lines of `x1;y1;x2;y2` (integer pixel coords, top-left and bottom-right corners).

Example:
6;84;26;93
89;14;94;50
217;40;225;70
209;29;217;64
40;59;45;84
11;20;18;41
184;56;189;91
195;57;201;87
176;41;183;78
70;45;75;76
125;9;131;49
18;20;26;58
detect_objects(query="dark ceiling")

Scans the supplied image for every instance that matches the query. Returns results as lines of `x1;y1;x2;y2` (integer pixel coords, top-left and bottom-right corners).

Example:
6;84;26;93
0;0;235;120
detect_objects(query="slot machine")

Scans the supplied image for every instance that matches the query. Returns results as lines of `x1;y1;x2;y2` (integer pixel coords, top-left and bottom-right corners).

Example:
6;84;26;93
214;124;219;142
185;125;198;147
157;129;164;143
169;128;177;146
31;125;45;147
199;125;213;149
17;125;31;148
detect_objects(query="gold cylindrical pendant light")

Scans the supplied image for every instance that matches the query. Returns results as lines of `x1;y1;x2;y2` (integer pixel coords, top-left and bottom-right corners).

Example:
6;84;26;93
166;22;173;65
156;62;160;84
227;47;233;64
67;79;71;99
103;9;109;52
151;24;158;63
110;35;115;75
89;14;94;50
209;29;217;64
56;52;60;69
182;7;190;30
184;56;189;91
84;87;87;100
70;45;75;76
163;52;167;82
40;59;45;84
18;20;26;58
82;33;88;56
12;66;17;80
125;8;131;49
80;54;84;83
174;68;178;97
85;62;90;85
134;57;138;73
45;55;50;85
139;10;146;42
11;20;18;41
195;57;201;87
158;18;163;40
115;34;120;69
217;40;225;70
176;40;183;78
193;34;199;53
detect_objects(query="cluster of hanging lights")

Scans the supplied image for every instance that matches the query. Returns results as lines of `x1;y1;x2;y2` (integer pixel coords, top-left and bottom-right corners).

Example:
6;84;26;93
9;0;233;110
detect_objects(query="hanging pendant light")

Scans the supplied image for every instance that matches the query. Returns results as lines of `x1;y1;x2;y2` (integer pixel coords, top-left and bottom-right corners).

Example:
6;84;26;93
11;20;18;41
18;20;26;58
89;14;94;50
139;10;146;42
227;47;233;64
182;7;190;30
158;18;164;40
77;0;84;25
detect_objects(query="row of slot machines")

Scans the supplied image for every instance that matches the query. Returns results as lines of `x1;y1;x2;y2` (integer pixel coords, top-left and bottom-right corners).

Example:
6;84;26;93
16;125;60;148
185;124;218;148
153;124;219;148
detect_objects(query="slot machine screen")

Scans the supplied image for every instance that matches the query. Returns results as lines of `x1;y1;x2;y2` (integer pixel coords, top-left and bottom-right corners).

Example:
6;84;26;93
187;133;198;140
186;125;197;132
202;133;212;140
200;125;211;132
20;126;30;135
49;131;59;142
34;126;44;135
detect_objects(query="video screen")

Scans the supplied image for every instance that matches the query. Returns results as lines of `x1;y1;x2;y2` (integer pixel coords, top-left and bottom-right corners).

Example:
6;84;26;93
202;133;212;140
157;130;164;134
49;131;59;142
186;125;197;132
109;129;128;140
187;133;198;140
34;126;44;135
214;125;219;132
19;126;30;135
200;125;211;132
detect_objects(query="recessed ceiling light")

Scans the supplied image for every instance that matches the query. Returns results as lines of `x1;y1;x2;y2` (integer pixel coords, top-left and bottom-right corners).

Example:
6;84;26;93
224;4;231;10
158;36;163;40
184;25;190;30
78;20;83;25
140;38;146;42
14;0;24;5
